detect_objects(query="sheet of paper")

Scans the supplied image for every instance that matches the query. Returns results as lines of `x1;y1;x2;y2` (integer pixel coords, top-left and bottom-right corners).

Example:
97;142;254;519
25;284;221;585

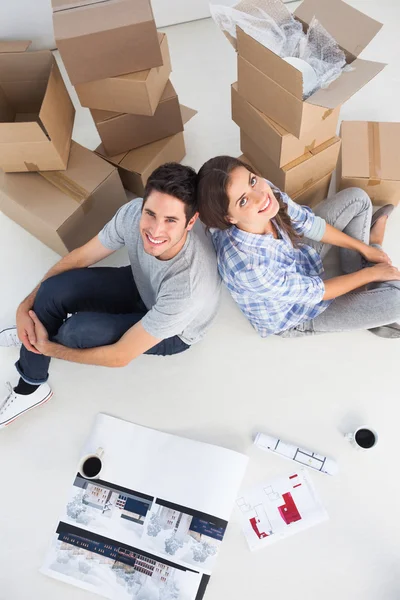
236;469;328;551
41;414;248;600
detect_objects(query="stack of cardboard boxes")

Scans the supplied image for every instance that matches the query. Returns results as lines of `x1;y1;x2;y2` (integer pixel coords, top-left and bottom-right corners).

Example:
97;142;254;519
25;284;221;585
0;41;130;255
227;0;385;207
53;0;196;197
0;0;197;255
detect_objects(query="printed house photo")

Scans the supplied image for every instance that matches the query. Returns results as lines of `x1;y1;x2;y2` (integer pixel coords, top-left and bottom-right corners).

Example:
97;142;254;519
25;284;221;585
62;475;154;545
142;500;227;571
41;523;206;600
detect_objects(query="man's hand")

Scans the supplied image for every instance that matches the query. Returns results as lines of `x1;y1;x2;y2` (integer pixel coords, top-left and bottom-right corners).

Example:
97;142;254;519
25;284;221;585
360;244;392;265
29;311;51;356
16;304;41;354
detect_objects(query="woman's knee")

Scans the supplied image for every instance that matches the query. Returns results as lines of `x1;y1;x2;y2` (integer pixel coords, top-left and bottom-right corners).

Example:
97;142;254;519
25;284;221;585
342;187;372;209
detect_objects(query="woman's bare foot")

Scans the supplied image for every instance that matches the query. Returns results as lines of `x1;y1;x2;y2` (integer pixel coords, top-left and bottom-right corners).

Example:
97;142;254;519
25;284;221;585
370;215;388;246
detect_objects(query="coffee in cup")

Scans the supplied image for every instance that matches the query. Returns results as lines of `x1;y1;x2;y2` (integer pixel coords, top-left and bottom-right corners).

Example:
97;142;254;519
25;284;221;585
79;447;104;479
345;427;378;451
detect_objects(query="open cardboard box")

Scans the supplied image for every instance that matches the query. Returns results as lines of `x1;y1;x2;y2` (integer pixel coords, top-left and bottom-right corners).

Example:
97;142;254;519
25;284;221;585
95;106;196;195
52;0;162;85
0;42;75;173
239;154;332;206
0;141;128;255
91;81;184;156
232;82;340;167
75;33;171;116
96;134;185;197
241;130;341;197
337;121;400;206
232;0;385;138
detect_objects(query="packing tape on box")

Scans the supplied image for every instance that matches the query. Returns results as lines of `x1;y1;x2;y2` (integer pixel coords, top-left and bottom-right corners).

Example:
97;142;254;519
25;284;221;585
367;122;382;187
38;171;92;214
295;177;315;195
304;140;316;153
322;109;334;121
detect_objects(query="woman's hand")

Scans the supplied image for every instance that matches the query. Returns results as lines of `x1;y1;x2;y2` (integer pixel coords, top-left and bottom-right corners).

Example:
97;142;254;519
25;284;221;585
368;263;400;283
361;244;392;265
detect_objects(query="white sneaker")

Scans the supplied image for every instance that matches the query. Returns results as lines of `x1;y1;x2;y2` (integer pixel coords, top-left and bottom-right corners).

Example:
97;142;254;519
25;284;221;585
0;326;21;348
0;382;53;428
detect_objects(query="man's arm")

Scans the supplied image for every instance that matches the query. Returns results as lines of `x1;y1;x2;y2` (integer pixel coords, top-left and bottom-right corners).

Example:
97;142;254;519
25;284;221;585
320;224;390;264
17;236;115;353
30;312;161;367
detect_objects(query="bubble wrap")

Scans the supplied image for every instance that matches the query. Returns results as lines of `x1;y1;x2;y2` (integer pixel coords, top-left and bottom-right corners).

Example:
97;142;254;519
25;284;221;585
210;0;350;99
298;17;348;96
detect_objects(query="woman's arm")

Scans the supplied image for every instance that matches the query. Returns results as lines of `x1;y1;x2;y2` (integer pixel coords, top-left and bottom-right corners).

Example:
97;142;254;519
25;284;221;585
323;263;400;300
321;224;390;264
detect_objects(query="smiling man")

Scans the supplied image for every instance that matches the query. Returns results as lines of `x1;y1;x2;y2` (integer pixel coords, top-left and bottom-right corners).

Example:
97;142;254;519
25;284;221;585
0;163;221;428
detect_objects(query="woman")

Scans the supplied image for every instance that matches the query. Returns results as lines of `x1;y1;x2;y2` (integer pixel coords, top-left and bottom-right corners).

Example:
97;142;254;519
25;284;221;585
196;156;400;338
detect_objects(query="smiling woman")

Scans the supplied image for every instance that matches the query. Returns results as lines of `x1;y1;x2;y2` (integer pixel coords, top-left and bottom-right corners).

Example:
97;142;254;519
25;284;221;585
197;156;299;243
196;155;400;339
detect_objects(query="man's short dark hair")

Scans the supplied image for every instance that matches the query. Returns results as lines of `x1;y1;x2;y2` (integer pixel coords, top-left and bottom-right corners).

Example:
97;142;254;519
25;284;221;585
143;162;198;225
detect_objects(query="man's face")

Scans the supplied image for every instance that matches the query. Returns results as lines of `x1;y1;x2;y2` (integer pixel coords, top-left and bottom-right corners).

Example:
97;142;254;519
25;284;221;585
140;190;198;260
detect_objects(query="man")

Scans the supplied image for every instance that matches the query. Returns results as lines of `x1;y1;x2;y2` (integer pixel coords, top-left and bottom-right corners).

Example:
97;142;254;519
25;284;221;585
0;163;221;428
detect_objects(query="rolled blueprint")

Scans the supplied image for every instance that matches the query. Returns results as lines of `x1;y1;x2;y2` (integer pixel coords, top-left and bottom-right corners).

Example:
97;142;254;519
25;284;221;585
254;432;338;476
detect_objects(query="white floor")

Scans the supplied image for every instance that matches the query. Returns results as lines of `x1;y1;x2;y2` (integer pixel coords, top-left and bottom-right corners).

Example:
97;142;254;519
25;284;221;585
1;2;400;600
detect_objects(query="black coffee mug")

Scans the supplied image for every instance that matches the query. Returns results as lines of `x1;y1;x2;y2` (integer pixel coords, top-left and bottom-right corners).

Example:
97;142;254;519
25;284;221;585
79;447;104;479
346;427;378;450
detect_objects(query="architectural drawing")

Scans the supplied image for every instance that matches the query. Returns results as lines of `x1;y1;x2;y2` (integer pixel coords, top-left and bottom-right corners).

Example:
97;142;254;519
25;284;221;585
142;500;227;572
42;524;204;600
236;470;328;551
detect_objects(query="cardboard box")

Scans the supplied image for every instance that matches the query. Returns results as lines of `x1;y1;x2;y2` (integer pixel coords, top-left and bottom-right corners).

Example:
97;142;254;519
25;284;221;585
52;0;162;85
292;173;332;207
234;0;385;137
96;133;186;197
91;81;184;156
0;42;75;173
337;121;400;206
75;33;171;116
0;141;128;255
241;130;341;197
95;105;196;195
238;153;332;206
232;83;340;167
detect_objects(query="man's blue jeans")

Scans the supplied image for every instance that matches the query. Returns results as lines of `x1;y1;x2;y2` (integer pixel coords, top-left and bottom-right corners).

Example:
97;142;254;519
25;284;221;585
16;266;190;385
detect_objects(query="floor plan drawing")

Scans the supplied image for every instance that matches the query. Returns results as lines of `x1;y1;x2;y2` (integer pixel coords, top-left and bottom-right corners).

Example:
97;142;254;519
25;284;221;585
236;470;328;551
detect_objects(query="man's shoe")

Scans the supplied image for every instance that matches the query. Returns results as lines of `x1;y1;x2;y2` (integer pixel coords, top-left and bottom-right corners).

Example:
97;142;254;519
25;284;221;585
0;382;53;428
368;322;400;339
0;326;21;348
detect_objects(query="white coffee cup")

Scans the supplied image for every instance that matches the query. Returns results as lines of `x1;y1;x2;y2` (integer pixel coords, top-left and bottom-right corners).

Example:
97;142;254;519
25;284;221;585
78;447;104;479
345;427;378;451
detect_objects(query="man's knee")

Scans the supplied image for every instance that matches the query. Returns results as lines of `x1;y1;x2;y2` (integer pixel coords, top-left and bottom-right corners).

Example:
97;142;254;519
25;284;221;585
55;313;120;349
55;315;86;348
34;270;82;312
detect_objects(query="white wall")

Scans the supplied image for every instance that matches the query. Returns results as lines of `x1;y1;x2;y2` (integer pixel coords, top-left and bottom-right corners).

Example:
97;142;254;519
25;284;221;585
0;0;56;50
0;0;296;50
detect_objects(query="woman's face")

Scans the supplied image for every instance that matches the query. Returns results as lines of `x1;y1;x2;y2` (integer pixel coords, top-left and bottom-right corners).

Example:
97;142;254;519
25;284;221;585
226;167;280;234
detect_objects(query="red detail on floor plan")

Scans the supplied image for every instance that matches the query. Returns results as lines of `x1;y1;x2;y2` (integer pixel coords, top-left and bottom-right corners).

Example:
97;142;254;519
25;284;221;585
249;517;269;539
278;493;302;525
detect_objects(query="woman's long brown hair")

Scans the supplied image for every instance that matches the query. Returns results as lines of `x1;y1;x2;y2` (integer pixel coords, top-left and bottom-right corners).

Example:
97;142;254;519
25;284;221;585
196;156;300;245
